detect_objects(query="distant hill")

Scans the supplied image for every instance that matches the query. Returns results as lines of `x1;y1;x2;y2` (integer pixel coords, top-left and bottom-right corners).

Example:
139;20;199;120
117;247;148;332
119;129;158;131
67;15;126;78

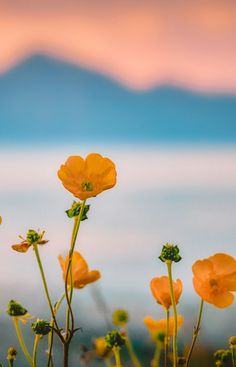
0;55;236;144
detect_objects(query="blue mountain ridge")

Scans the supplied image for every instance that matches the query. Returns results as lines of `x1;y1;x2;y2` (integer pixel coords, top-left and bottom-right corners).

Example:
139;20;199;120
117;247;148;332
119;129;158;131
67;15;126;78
0;55;236;144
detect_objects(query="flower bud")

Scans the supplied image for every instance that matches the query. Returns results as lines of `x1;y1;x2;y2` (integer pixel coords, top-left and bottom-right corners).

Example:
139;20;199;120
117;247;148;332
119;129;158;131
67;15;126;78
112;309;129;327
105;330;126;349
94;337;110;358
159;244;182;263
7;300;27;317
229;336;236;348
7;347;17;361
31;319;51;335
26;229;41;244
66;202;90;220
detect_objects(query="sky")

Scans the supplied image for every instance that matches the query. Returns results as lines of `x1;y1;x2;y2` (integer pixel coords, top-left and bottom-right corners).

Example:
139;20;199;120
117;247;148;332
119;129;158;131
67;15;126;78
0;0;236;354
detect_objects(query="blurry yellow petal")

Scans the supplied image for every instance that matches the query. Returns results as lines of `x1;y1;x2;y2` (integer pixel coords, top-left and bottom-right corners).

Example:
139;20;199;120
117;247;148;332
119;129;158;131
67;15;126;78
12;242;31;253
209;253;236;276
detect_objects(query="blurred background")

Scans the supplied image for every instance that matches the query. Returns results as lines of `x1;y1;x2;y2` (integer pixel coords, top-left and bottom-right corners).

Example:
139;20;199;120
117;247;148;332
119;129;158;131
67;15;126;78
0;0;236;365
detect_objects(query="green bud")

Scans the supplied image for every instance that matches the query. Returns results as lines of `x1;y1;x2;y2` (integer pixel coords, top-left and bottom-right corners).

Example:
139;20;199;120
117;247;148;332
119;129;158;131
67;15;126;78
66;201;90;220
105;330;126;349
112;309;129;327
214;349;231;362
153;331;165;343
7;300;27;317
7;347;17;361
31;319;51;335
26;229;41;244
159;243;182;263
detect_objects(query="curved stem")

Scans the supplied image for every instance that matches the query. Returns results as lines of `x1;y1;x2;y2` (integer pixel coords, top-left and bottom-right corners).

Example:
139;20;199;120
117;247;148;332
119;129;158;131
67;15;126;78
65;200;86;339
125;328;142;367
13;317;33;366
151;341;162;367
33;244;61;336
164;309;170;367
113;347;123;367
33;335;41;367
185;299;204;367
166;261;178;367
47;293;66;367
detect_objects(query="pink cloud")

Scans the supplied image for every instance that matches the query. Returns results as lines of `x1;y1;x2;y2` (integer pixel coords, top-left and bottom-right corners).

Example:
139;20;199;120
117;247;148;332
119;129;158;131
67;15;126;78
0;0;236;92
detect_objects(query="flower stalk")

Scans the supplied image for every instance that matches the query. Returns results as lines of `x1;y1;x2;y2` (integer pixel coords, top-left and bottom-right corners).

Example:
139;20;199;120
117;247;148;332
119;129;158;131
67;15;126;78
113;347;123;367
185;299;204;367
166;260;178;367
33;335;41;367
13;317;33;366
164;309;170;367
125;330;142;367
151;341;162;367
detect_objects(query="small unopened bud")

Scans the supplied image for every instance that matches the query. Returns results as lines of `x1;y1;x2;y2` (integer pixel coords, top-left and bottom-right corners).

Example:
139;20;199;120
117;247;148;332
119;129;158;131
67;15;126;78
26;229;41;244
159;243;182;263
7;347;17;361
7;300;27;317
151;331;165;343
229;336;236;348
31;319;51;335
112;309;129;327
66;201;90;220
105;330;126;349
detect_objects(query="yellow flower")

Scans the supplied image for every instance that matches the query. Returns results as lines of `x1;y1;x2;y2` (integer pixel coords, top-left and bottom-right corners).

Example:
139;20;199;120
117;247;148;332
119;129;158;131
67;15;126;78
58;153;117;200
150;276;183;310
192;253;236;308
94;337;110;358
144;315;184;337
58;251;101;289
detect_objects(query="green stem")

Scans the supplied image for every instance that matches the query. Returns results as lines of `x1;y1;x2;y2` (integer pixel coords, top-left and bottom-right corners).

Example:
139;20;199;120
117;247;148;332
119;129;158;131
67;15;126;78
33;335;41;367
151;341;162;367
164;309;170;367
13;317;33;366
33;244;60;333
166;261;178;367
65;200;86;339
8;360;14;367
47;293;66;367
185;299;204;367
125;329;142;367
113;347;123;367
231;347;236;367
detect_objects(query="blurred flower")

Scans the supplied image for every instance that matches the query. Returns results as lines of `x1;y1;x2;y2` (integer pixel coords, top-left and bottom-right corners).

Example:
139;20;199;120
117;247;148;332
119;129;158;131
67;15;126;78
150;276;182;310
192;253;236;308
0;216;2;224
58;251;101;289
58;153;117;200
112;309;129;327
12;229;48;253
144;315;184;337
94;337;110;358
229;336;236;348
214;349;232;363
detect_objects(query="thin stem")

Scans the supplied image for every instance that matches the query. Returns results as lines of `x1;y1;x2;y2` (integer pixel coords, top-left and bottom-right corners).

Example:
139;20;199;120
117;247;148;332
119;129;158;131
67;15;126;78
33;335;41;367
13;317;33;366
47;293;66;367
151;342;162;367
63;343;69;367
33;244;61;335
185;299;204;367
65;200;86;339
166;261;178;367
164;309;170;367
125;328;142;367
113;347;123;367
8;360;14;367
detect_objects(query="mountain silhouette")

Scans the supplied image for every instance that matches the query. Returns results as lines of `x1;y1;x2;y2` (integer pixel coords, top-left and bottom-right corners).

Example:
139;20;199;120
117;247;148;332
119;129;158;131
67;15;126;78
0;55;236;144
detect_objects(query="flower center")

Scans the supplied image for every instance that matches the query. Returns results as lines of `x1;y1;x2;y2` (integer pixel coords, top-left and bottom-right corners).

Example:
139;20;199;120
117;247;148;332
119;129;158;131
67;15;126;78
208;278;221;294
81;181;93;192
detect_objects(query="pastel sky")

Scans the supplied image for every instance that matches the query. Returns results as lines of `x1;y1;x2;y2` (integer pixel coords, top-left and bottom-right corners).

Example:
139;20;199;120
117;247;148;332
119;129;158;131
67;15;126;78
0;0;236;91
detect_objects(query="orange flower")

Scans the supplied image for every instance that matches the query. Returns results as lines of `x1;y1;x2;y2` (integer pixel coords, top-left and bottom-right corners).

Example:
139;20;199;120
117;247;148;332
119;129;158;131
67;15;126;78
57;153;117;200
58;251;101;289
144;315;184;337
192;253;236;308
150;276;183;310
